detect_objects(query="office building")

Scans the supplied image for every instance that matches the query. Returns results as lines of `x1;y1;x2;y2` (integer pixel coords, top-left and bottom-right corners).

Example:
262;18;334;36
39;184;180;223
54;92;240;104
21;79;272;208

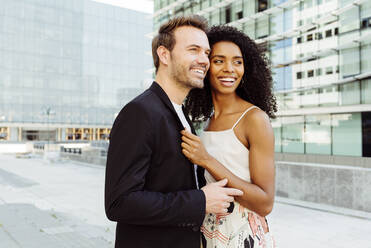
0;0;152;142
153;0;371;159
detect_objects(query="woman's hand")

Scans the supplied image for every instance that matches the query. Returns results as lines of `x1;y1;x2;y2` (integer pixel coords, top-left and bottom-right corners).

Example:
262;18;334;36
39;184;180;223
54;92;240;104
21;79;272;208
180;130;211;168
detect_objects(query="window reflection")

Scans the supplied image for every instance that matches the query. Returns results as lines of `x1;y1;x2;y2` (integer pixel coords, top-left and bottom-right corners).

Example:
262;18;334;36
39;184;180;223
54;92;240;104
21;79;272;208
332;113;362;156
305;115;331;155
282;116;305;153
272;113;365;157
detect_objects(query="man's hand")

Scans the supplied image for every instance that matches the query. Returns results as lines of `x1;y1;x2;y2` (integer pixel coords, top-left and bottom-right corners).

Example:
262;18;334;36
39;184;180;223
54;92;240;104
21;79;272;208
201;178;243;214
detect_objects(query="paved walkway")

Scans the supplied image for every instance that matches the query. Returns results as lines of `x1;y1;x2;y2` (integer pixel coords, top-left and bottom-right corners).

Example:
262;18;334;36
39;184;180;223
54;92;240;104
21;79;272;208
0;154;370;248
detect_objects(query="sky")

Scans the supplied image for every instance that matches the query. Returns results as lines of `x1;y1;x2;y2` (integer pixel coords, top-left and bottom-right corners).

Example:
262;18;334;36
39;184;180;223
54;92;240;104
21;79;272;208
92;0;154;14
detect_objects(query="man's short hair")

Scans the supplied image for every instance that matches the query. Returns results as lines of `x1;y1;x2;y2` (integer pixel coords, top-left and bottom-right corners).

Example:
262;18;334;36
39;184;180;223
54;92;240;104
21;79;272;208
152;15;208;73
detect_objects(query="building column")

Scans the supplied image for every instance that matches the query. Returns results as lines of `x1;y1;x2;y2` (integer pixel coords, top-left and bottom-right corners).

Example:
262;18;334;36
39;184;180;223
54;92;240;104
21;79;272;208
9;127;18;141
61;128;66;141
9;127;22;142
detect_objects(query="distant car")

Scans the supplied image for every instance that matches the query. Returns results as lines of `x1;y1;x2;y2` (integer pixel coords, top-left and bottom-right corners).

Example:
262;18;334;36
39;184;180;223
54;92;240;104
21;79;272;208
0;133;7;139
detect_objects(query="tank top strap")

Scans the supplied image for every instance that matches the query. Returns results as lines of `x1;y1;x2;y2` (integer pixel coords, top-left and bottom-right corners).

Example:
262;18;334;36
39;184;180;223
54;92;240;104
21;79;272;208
232;106;259;130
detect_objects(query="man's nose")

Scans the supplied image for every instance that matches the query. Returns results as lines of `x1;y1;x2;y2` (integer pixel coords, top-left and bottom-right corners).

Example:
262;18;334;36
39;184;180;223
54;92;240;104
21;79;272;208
196;52;209;66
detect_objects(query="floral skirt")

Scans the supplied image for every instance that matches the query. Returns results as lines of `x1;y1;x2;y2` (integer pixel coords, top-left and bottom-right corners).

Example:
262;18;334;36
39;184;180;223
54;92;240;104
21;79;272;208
201;201;275;248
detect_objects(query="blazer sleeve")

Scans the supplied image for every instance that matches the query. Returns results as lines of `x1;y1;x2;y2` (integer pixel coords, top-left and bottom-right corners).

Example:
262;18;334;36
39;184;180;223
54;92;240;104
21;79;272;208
104;101;206;228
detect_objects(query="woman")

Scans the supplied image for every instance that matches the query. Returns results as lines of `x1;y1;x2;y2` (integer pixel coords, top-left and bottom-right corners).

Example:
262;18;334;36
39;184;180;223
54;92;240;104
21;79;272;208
182;25;277;248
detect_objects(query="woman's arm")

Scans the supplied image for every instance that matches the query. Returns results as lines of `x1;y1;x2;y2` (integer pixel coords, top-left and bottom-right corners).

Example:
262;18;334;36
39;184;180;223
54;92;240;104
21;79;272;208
181;111;275;217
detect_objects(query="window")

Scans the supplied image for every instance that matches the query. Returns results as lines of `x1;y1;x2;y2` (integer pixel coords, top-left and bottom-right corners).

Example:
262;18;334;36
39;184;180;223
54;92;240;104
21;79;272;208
340;82;360;105
297;20;303;27
256;16;269;39
361;43;371;73
361;79;371;104
325;29;332;37
297;72;303;79
298;1;304;11
305;115;331;155
304;0;313;8
297;37;302;43
283;92;301;109
307;33;313;41
316;68;322;76
225;7;231;23
361;17;371;29
340;47;360;77
237;11;243;20
319;86;338;106
339;6;360;34
325;66;333;74
332;113;362;156
308;70;314;77
362;19;368;29
334;27;339;35
336;65;339;73
257;0;268;12
0;127;9;141
282;116;305;153
271;118;282;152
315;32;323;40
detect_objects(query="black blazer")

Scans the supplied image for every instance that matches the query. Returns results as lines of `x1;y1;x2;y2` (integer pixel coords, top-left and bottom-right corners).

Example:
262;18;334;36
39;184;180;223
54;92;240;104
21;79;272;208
105;82;206;248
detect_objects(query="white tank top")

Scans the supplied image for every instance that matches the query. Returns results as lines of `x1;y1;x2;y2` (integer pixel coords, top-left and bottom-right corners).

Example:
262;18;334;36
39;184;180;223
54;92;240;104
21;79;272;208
200;106;259;184
199;106;275;248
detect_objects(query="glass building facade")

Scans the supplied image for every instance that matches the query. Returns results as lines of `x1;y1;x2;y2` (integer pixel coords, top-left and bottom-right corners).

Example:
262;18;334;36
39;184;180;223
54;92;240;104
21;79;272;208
0;0;152;142
153;0;371;157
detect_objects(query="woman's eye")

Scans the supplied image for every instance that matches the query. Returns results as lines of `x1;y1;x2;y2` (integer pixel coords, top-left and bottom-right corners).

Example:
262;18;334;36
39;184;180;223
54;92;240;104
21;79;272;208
234;60;243;65
213;59;223;64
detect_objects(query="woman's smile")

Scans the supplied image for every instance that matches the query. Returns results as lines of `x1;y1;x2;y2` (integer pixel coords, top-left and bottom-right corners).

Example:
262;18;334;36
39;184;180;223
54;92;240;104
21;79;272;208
217;76;238;87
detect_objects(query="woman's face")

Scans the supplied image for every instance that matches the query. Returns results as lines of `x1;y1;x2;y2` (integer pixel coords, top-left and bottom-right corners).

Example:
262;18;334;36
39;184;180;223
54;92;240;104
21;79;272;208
208;41;244;95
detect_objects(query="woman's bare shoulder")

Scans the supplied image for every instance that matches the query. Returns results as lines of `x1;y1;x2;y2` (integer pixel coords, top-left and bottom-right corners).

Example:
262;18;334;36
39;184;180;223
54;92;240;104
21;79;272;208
243;107;273;136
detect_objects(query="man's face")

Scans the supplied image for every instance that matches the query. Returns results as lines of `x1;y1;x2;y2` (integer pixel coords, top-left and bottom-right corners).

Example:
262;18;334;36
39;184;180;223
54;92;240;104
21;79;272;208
168;26;210;89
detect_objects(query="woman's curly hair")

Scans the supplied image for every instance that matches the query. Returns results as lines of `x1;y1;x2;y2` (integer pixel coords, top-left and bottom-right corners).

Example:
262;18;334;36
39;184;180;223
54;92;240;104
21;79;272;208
184;25;277;122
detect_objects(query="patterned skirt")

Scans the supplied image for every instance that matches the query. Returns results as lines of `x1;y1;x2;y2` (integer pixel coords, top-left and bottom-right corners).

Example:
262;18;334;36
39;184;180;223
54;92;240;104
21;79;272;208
201;201;275;248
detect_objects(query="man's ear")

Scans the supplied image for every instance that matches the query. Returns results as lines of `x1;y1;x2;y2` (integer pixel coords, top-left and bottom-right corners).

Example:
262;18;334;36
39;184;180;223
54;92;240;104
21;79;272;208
157;45;171;67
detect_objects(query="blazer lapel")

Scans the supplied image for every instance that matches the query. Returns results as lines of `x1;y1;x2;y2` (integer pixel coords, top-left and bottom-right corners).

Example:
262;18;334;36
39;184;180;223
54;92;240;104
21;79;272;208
149;81;202;188
149;82;184;129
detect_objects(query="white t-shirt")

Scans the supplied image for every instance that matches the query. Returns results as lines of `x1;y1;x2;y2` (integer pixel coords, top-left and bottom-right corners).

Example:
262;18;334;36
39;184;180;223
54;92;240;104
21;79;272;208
171;101;199;189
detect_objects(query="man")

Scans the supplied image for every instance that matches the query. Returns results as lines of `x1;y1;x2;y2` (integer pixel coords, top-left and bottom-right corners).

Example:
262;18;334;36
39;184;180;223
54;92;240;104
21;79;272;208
105;15;243;248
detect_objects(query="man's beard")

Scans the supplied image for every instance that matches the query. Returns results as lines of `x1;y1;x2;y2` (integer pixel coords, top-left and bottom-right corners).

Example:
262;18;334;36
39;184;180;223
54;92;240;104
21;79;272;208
169;56;205;90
